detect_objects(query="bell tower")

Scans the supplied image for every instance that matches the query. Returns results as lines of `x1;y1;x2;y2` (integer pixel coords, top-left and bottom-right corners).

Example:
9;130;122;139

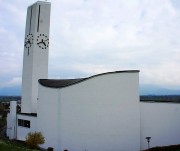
21;1;51;113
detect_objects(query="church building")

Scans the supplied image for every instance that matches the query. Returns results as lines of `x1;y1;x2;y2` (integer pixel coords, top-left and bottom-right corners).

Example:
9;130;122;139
7;1;180;151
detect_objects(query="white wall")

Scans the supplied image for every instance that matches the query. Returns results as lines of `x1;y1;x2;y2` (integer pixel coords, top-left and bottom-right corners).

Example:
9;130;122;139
140;102;180;150
21;2;50;113
16;114;37;140
6;113;11;138
37;87;59;150
6;101;17;139
38;72;140;151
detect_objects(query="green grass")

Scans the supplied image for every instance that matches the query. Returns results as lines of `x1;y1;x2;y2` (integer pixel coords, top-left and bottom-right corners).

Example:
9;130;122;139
0;139;40;151
1;139;180;151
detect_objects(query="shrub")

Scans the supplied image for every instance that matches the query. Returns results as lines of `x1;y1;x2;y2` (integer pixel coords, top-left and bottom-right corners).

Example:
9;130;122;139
25;131;45;149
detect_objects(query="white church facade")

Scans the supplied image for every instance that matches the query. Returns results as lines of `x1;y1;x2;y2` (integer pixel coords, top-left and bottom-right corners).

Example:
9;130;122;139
7;1;180;151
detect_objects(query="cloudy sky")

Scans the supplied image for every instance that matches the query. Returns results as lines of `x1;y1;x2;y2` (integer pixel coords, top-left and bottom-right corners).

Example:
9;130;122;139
0;0;180;94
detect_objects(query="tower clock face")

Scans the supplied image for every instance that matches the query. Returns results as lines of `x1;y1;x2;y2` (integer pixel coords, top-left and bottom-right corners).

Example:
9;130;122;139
24;33;34;49
36;34;49;49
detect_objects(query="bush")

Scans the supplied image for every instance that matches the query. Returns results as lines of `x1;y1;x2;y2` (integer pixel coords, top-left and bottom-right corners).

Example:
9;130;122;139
25;131;45;149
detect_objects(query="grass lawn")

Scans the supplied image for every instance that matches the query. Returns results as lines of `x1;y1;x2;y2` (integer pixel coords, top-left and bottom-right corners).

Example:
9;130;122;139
1;138;180;151
0;139;40;151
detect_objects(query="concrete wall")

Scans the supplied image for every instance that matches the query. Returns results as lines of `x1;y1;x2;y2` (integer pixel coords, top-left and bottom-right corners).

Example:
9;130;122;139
140;102;180;150
7;101;17;139
37;87;59;150
16;114;37;140
6;113;11;138
21;1;50;113
38;72;140;151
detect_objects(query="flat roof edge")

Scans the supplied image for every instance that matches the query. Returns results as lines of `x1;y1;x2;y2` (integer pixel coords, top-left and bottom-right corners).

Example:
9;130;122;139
18;113;37;117
28;1;51;8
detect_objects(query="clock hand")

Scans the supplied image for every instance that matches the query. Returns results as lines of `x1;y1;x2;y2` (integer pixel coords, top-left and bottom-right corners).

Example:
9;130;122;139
37;39;43;45
29;38;32;43
42;41;46;46
37;41;43;45
41;39;47;46
25;40;30;46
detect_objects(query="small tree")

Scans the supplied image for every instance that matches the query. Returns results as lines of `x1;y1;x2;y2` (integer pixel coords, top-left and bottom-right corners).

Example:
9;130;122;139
26;131;45;149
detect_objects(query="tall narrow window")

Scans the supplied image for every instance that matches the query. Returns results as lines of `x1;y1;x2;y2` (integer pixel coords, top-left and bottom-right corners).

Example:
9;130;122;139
29;6;33;33
37;5;41;32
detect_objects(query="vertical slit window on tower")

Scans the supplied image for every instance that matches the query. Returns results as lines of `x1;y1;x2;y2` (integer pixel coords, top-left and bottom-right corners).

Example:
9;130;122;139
29;6;33;34
37;5;41;32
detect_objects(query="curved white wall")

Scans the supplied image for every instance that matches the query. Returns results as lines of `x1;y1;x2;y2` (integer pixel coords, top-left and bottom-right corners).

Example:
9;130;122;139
38;72;140;151
140;102;180;150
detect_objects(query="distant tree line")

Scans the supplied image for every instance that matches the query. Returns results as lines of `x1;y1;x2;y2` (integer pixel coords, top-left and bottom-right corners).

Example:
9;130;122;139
0;96;21;102
140;95;180;103
1;95;180;103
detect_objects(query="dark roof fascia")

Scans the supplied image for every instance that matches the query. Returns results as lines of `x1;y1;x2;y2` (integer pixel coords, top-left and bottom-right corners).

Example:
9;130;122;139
39;70;140;88
18;113;37;117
